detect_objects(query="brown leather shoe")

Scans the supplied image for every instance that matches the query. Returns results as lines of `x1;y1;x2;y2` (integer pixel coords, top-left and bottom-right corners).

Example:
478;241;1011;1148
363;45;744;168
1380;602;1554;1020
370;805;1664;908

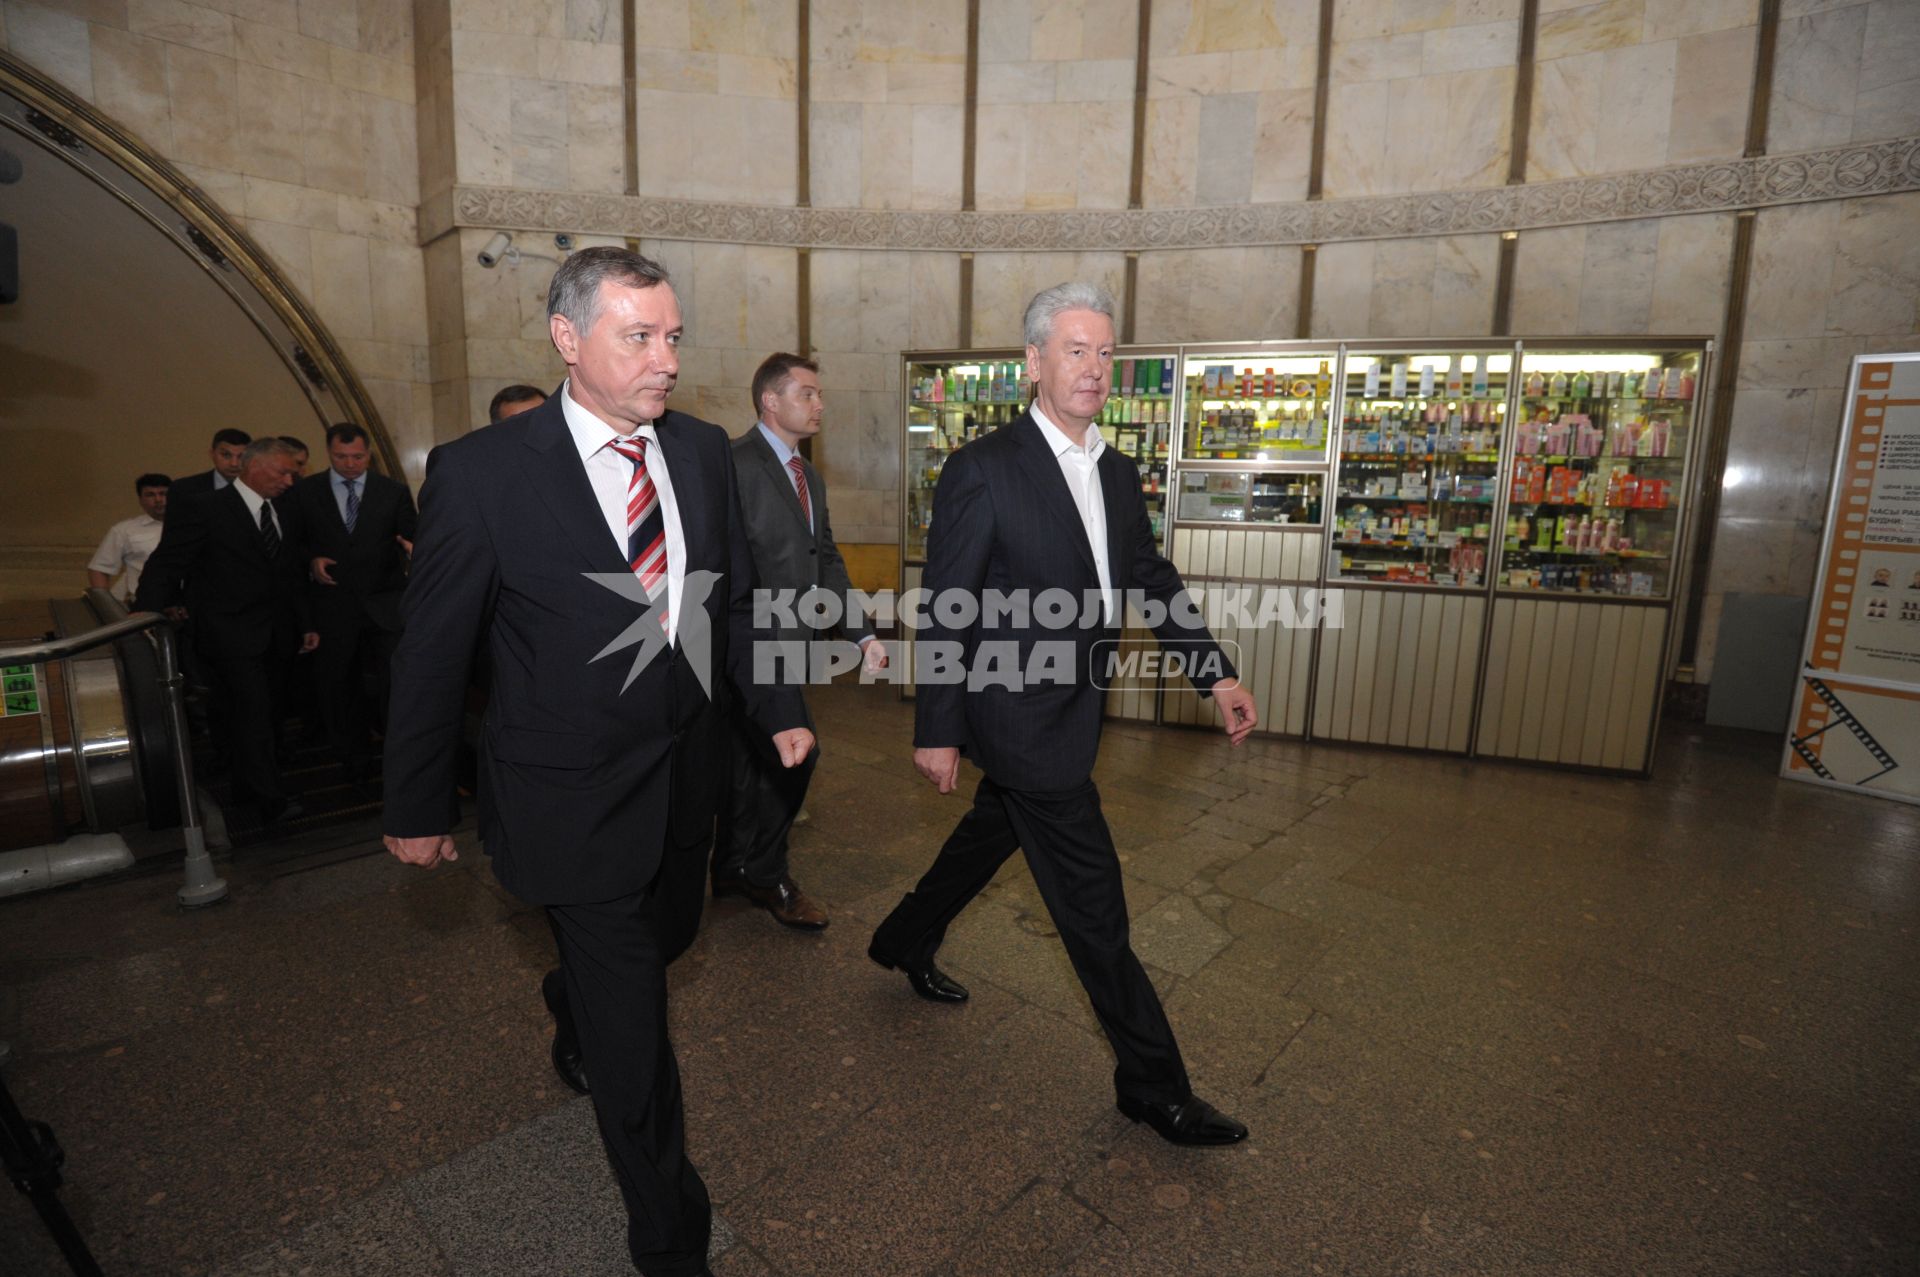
713;872;829;931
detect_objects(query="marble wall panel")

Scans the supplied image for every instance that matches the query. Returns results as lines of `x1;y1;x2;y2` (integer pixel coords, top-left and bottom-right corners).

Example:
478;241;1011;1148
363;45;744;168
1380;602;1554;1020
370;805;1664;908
1310;240;1378;337
807;0;965;212
969;251;1128;347
1648;213;1735;337
1324;0;1519;197
1508;224;1586;335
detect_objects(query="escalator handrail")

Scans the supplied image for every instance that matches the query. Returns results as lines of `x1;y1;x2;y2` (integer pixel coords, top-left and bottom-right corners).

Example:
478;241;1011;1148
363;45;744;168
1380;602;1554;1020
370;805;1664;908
0;610;165;664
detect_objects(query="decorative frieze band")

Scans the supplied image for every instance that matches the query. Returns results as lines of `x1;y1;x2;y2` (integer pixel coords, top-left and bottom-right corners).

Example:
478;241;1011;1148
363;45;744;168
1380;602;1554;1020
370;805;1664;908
435;135;1920;252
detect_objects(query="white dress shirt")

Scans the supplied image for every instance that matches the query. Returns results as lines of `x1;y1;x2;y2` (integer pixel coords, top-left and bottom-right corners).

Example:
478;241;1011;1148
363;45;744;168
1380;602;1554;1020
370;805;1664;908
88;514;164;602
562;380;687;645
1031;402;1114;625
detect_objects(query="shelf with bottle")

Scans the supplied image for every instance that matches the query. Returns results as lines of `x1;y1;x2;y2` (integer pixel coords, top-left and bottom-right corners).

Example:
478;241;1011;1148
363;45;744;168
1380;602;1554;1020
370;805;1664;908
1497;351;1699;597
1174;470;1323;527
1179;354;1336;463
1329;351;1511;589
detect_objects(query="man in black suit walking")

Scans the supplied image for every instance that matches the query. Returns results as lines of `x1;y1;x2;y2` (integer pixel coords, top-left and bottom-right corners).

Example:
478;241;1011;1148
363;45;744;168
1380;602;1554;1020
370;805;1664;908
869;281;1259;1147
135;437;318;823
290;422;418;781
165;428;251;504
715;353;886;931
382;247;811;1277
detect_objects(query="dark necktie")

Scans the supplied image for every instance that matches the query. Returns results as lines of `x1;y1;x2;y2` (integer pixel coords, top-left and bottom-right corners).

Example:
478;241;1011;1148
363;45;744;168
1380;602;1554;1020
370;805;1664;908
344;478;360;533
259;500;280;558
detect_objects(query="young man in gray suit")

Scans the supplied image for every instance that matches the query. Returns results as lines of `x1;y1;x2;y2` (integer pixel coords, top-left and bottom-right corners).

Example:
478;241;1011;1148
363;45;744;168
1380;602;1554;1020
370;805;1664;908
716;354;887;930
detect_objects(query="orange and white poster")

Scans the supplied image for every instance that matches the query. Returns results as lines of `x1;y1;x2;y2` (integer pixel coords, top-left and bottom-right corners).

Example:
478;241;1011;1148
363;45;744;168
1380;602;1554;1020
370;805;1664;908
1784;354;1920;804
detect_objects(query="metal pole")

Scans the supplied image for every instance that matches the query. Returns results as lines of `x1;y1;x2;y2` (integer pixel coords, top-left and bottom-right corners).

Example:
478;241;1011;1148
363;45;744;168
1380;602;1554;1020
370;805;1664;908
145;625;225;908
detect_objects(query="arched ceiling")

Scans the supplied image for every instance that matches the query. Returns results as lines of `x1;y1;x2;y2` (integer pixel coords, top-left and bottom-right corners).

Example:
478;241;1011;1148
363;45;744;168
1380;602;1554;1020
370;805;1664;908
0;126;320;551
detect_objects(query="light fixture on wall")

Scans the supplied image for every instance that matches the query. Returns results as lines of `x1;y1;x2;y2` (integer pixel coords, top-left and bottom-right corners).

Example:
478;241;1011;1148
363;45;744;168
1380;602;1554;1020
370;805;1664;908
477;232;576;269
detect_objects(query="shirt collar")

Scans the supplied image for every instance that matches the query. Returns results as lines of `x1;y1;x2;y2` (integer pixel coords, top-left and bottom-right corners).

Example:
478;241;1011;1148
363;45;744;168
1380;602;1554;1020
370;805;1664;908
1030;401;1105;461
754;420;798;467
232;479;269;518
212;472;231;490
562;379;657;461
330;468;360;490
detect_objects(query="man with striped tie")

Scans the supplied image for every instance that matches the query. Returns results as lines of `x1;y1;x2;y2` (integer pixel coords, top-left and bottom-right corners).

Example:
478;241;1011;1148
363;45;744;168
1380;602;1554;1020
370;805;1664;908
713;353;885;930
383;247;812;1277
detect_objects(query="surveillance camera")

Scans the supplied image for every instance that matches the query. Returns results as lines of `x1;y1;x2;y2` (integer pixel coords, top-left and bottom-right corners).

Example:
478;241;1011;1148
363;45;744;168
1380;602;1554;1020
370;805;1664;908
554;233;574;251
477;232;513;268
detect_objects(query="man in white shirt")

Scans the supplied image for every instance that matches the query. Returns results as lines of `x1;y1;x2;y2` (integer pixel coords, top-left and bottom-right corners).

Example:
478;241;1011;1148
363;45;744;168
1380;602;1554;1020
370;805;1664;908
870;281;1259;1149
87;473;169;603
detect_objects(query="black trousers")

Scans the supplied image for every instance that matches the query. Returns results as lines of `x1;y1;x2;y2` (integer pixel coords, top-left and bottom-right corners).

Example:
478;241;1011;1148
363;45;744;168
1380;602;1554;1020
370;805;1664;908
314;611;398;769
871;775;1192;1106
713;706;816;886
199;643;290;810
544;832;711;1277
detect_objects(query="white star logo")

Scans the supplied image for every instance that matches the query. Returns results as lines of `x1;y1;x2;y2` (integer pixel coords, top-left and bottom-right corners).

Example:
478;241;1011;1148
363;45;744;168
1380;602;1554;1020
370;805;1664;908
582;568;721;695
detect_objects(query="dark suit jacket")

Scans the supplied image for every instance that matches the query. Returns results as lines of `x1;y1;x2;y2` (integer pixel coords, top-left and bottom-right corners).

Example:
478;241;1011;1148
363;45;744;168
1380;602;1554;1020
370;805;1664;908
382;396;807;905
731;427;864;643
132;483;312;658
165;470;221;505
913;412;1235;792
290;470;419;632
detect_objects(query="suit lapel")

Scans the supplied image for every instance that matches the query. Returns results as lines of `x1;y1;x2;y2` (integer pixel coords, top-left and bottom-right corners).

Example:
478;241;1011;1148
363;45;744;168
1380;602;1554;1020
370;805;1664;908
1011;414;1099;582
1097;446;1132;607
747;429;812;536
220;485;268;562
652;412;707;564
522;400;636;576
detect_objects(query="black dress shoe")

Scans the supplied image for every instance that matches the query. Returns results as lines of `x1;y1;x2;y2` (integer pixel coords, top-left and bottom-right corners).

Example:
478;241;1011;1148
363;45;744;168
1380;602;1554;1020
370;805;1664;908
867;944;968;1003
1117;1094;1248;1146
541;970;589;1096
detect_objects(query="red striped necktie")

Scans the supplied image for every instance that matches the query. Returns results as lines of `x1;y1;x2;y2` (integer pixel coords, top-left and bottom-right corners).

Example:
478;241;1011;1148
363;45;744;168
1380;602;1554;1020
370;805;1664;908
607;434;668;622
787;456;811;528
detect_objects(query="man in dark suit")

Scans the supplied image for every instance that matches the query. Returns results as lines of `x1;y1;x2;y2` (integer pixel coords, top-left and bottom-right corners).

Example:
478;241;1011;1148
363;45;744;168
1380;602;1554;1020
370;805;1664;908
290;422;419;781
716;353;886;930
383;248;811;1277
869;282;1260;1148
165;428;252;503
488;382;549;424
135;437;318;823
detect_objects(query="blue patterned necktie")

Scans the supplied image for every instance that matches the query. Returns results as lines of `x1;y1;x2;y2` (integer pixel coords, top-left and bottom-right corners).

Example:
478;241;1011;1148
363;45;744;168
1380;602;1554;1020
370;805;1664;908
344;478;360;534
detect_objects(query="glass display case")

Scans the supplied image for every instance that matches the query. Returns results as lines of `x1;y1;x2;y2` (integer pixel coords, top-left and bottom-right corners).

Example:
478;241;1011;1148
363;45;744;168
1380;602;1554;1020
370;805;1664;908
1331;348;1511;588
1497;347;1704;598
1101;352;1176;545
905;355;1030;562
904;350;1176;561
1179;351;1335;464
1173;470;1323;525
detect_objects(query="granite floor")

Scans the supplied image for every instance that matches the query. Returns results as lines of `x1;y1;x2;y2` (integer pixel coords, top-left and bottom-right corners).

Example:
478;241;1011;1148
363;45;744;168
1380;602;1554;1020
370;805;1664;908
2;682;1917;1276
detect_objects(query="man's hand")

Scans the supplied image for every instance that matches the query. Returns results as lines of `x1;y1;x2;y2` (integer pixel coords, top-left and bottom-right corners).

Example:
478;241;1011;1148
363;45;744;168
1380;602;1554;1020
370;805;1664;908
162;606;189;622
915;746;960;794
1212;678;1258;746
861;639;889;673
385;833;458;867
773;727;816;768
396;535;414;556
311;555;338;584
299;632;321;654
